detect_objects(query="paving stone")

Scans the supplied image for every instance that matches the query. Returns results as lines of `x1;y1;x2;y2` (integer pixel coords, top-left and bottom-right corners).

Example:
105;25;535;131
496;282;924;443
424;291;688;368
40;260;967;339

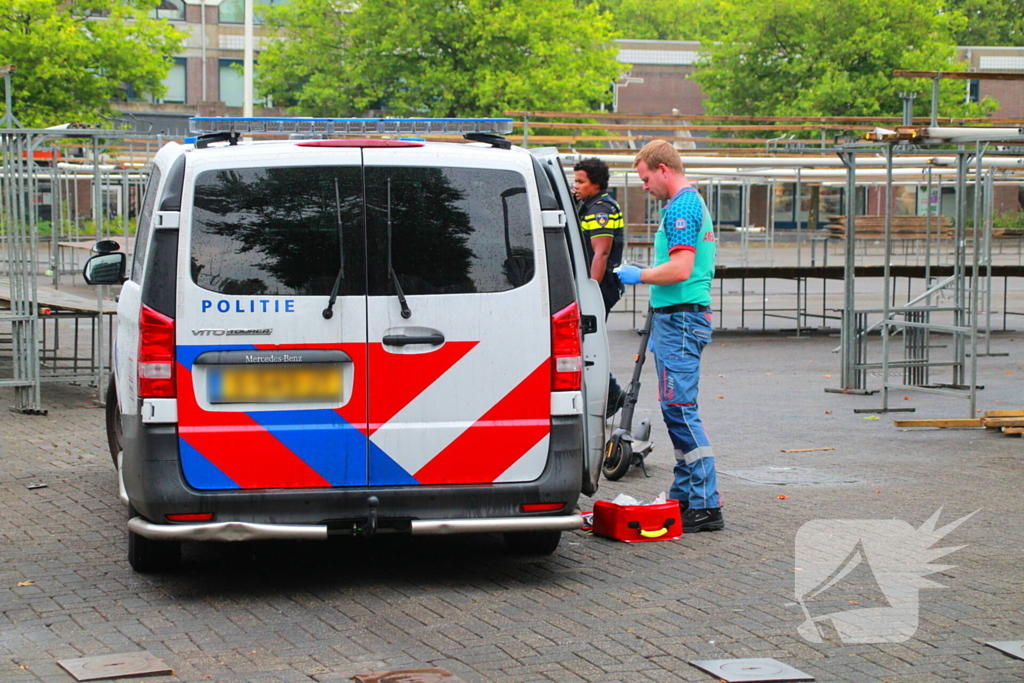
3;331;1024;681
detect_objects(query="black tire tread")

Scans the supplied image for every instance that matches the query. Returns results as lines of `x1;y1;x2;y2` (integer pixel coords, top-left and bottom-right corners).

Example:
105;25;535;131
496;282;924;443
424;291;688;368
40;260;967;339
503;530;562;555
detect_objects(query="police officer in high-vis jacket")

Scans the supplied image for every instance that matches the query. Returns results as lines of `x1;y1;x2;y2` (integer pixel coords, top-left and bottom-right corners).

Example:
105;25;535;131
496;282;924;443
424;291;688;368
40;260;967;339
573;157;625;415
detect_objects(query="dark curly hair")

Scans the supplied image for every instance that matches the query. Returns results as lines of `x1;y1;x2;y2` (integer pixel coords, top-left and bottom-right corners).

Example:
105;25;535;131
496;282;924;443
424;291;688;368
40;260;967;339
573;157;610;192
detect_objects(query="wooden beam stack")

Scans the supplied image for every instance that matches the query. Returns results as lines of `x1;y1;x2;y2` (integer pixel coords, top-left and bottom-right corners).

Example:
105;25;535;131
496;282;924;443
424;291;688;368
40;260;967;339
895;410;1024;437
827;215;954;239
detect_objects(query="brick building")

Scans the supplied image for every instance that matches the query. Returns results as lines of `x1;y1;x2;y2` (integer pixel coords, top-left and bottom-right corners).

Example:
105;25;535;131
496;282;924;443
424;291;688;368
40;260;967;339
609;40;1024;230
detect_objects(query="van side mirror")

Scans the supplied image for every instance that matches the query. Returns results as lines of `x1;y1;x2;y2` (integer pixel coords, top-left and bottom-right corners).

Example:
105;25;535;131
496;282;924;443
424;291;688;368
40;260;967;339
83;252;127;285
93;239;121;254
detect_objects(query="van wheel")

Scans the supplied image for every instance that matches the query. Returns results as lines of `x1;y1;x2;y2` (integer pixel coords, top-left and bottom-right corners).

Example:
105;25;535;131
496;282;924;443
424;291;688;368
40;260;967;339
127;507;181;573
503;530;562;555
105;377;122;466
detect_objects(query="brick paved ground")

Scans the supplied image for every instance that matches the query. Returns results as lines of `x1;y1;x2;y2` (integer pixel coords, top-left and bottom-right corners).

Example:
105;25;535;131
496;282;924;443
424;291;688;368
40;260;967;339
2;316;1023;682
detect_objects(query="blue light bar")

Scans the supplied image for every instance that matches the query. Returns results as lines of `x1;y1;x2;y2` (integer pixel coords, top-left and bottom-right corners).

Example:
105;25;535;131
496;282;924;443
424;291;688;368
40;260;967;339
188;117;514;136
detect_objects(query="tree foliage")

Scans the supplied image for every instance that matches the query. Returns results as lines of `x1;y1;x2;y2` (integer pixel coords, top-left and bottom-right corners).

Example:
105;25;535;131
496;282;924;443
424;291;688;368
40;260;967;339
256;0;623;117
0;0;185;128
693;0;997;119
947;0;1024;46
602;0;721;42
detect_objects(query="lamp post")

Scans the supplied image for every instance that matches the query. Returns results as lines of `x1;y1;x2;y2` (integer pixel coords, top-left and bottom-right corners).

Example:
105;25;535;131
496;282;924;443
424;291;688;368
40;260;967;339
1;65;20;128
243;0;253;116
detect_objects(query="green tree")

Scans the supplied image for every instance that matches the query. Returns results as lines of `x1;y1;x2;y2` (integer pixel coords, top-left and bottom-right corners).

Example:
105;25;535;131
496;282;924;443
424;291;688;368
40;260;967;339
256;0;623;117
0;0;185;128
947;0;1024;46
694;0;997;119
605;0;721;42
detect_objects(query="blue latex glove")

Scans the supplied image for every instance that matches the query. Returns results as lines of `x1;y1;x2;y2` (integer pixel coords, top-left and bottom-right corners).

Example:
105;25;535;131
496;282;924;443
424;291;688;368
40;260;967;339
615;264;643;285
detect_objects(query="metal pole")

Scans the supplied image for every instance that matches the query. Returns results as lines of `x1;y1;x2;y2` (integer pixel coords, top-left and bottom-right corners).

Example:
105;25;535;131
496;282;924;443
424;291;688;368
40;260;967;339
795;168;803;268
967;142;985;414
982;169;999;355
201;0;208;101
51;149;61;288
1;67;21;128
878;144;895;411
953;151;968;387
243;0;254;117
839;152;858;390
924;167;934;298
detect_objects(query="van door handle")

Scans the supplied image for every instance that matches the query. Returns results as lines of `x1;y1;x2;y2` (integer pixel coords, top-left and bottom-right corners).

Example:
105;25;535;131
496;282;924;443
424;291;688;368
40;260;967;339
382;333;445;346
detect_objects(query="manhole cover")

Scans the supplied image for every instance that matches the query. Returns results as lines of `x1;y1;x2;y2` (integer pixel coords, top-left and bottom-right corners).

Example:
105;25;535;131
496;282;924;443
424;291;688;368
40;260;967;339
720;466;858;486
57;652;172;681
986;641;1024;661
690;657;814;682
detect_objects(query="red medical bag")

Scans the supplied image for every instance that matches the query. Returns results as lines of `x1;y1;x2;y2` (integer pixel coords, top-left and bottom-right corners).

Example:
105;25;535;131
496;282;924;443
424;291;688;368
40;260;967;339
592;500;682;542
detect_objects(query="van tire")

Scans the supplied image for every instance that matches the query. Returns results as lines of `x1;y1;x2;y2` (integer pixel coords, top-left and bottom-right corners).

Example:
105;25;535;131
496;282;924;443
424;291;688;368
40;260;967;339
127;506;181;573
503;530;562;555
105;377;122;466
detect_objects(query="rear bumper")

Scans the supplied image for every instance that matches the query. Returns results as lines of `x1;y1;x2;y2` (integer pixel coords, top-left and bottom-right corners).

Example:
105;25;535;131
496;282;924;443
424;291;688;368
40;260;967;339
128;513;583;542
121;414;586;527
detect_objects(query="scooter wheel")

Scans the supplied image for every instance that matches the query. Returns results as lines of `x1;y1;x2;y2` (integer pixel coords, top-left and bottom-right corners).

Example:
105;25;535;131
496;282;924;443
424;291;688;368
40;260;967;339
602;439;633;481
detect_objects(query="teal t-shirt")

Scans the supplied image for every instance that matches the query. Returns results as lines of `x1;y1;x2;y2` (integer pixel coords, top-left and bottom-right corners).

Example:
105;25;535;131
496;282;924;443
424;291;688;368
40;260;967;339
650;187;716;309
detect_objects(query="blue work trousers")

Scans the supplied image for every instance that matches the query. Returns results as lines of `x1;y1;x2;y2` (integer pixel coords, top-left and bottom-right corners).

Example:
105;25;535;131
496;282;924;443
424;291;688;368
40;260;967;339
651;310;720;510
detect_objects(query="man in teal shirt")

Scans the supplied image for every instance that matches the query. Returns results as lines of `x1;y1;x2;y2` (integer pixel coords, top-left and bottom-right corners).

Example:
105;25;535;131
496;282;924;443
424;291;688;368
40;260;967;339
617;140;722;532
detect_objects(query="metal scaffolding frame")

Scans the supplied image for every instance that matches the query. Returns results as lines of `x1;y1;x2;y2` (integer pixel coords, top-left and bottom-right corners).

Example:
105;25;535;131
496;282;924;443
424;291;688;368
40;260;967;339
1;74;139;412
824;128;1024;416
2;102;1022;413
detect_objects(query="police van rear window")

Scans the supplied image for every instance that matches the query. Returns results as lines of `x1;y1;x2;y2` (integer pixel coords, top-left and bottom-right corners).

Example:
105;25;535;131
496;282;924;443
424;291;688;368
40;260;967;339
364;166;534;296
191;166;365;296
190;165;534;297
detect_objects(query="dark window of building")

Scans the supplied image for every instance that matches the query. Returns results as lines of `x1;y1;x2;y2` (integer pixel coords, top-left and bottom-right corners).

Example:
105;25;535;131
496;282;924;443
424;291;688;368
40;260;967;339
966;79;980;104
124;58;185;104
150;0;185;21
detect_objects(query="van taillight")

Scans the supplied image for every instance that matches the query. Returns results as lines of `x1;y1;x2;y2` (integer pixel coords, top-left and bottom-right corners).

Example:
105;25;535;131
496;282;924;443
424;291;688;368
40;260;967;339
551;302;582;391
139;305;175;398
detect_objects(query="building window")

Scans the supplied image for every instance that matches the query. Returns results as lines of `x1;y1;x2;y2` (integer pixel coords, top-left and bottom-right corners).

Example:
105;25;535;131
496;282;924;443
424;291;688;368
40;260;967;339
219;0;246;24
150;0;185;21
966;79;980;104
218;60;270;108
219;60;245;107
773;183;794;222
162;58;187;103
219;0;289;25
122;58;185;104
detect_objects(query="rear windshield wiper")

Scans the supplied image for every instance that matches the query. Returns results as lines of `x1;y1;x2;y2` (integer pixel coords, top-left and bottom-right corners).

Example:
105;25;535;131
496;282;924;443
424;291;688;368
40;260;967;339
386;178;412;319
322;177;347;320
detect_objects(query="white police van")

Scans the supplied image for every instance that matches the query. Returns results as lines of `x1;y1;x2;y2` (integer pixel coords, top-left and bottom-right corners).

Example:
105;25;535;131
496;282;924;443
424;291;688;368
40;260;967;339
83;117;610;572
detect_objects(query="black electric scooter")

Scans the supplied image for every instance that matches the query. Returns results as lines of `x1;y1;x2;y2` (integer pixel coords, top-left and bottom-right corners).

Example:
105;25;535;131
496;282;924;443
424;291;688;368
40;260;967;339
602;305;655;481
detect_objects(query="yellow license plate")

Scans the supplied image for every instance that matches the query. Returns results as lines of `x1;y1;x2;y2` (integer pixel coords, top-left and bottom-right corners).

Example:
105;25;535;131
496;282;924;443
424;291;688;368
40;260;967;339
209;364;344;404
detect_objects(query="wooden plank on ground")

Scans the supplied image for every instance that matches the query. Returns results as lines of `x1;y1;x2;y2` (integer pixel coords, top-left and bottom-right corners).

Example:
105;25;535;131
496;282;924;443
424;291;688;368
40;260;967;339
984;410;1024;417
982;418;1024;428
1002;427;1024;435
894;419;983;428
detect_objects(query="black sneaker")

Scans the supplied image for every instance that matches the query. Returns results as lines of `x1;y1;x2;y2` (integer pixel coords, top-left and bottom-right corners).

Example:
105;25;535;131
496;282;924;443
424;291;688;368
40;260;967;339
683;507;724;533
605;389;625;418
